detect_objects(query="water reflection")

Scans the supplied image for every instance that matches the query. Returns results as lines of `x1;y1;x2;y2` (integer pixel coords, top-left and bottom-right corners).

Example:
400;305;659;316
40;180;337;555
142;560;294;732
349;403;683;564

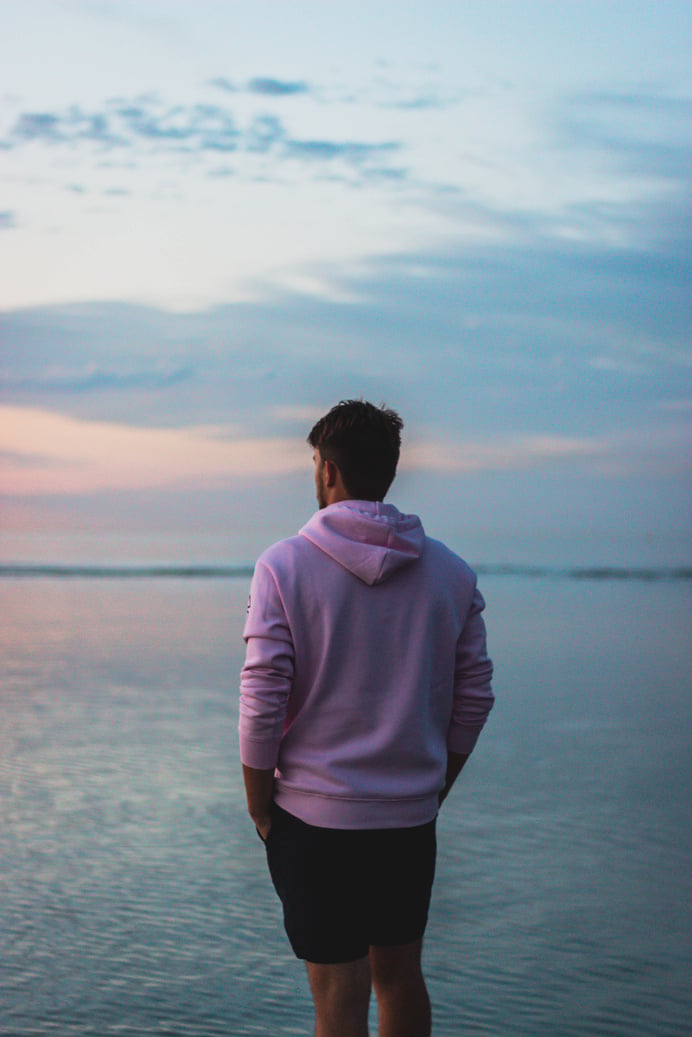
1;577;690;1035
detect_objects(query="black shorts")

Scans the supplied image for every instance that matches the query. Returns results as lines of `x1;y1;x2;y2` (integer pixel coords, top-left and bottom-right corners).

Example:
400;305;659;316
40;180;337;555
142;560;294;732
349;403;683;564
264;803;437;964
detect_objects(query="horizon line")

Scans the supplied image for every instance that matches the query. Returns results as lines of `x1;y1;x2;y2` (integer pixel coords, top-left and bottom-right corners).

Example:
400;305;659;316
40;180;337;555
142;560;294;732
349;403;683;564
1;563;690;582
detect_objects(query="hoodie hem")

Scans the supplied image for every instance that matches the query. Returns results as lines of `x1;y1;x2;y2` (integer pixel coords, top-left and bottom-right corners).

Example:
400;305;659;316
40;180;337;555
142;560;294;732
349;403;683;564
273;785;440;830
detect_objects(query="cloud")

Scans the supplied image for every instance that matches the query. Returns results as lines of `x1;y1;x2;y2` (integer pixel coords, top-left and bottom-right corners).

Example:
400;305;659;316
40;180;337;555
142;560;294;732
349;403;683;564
0;405;309;495
4;364;193;394
11;112;65;143
10;108;128;147
207;77;237;93
0;211;15;229
403;434;606;474
556;88;692;185
206;165;235;179
7;100;241;153
2;207;688;533
115;101;239;151
3;402;683;504
362;166;408;183
269;404;325;430
570;89;692;120
3;94;403;179
283;139;400;164
246;115;285;153
4;201;689;441
377;91;451;111
3;125;689;486
0;449;60;470
247;78;310;97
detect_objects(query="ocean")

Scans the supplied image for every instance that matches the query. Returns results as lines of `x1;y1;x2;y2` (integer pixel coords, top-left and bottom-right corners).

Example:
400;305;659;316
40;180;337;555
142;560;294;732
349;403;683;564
1;533;691;1036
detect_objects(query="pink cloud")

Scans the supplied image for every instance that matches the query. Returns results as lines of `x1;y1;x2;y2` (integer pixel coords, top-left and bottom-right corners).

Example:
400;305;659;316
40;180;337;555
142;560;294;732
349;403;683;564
0;406;308;495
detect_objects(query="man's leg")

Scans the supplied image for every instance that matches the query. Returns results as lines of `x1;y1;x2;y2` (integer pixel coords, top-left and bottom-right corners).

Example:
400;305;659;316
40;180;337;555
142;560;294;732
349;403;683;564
306;957;371;1037
369;939;431;1037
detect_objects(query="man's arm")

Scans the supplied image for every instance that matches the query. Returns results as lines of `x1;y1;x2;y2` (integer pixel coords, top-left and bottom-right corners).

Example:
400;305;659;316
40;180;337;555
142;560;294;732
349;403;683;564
242;764;275;840
239;560;294;839
439;750;469;805
444;583;494;797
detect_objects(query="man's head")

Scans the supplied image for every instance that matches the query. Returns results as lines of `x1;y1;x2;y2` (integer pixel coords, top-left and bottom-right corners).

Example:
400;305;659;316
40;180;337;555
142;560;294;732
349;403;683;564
307;400;403;506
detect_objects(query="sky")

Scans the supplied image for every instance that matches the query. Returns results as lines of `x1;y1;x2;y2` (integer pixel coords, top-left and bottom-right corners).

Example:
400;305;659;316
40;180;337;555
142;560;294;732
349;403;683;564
1;1;691;564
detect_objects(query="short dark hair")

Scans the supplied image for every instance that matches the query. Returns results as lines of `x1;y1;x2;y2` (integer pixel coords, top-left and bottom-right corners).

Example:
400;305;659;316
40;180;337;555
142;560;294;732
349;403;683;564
307;400;403;501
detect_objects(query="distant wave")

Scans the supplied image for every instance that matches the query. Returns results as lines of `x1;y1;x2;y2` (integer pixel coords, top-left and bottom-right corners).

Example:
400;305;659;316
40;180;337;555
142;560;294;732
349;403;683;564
474;564;692;582
0;563;255;579
1;563;690;581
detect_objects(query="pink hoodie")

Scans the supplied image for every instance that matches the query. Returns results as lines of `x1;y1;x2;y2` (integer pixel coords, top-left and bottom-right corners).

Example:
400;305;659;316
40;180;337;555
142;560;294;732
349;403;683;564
239;500;493;829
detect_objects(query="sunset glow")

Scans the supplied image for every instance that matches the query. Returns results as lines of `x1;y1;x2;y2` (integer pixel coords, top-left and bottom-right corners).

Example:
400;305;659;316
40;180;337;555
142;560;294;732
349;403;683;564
1;3;690;547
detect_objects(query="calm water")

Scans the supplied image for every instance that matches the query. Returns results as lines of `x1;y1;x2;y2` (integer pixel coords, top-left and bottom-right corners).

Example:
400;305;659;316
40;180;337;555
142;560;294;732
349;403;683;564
1;565;691;1035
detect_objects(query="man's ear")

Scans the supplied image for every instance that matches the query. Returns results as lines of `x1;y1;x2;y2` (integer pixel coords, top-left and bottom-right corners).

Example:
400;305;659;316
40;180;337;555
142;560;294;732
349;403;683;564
323;459;339;487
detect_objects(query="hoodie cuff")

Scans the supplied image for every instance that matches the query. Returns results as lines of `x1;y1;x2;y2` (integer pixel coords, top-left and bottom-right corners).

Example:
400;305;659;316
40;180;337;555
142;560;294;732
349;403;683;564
447;725;482;756
239;736;280;771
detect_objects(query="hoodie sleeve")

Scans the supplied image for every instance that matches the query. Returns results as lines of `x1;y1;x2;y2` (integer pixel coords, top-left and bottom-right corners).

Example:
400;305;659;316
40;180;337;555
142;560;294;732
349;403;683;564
447;584;494;755
239;560;295;770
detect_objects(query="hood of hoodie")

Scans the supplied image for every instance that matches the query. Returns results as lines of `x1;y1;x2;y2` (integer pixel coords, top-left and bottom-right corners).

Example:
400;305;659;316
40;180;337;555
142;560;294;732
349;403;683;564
299;500;425;586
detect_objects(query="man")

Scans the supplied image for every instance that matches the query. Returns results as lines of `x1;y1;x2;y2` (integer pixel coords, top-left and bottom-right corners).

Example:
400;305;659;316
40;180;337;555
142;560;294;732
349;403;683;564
240;400;494;1037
